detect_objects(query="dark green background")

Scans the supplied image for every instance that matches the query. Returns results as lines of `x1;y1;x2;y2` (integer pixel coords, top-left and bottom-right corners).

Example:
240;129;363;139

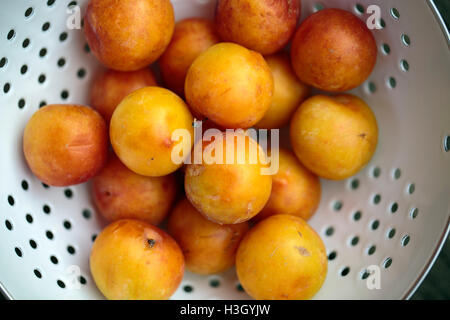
1;1;449;300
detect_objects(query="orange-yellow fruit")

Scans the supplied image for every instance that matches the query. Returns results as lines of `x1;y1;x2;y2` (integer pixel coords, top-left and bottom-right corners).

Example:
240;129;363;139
256;53;310;129
92;155;177;225
23;104;108;186
216;0;301;55
290;94;378;180
168;198;249;275
84;0;174;71
184;131;272;224
290;8;377;92
255;149;321;222
185;42;273;129
110;87;194;177
90;68;157;123
236;214;327;300
90;219;184;300
159;18;219;97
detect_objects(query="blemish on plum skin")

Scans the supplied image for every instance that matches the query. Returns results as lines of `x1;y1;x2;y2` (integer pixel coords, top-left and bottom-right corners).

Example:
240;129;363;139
147;239;156;248
296;246;311;257
359;133;367;139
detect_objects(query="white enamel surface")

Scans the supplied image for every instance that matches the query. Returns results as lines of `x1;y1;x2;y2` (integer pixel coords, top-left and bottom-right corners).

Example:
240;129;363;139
0;0;449;300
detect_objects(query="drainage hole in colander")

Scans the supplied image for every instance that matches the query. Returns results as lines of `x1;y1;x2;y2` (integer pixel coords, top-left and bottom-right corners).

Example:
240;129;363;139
372;166;381;178
24;7;34;18
38;74;46;84
333;200;342;211
183;285;193;293
410;208;419;220
42;182;50;189
387;228;396;239
34;269;42;279
390;8;400;20
370;220;380;230
57;280;66;289
340;266;350;277
401;235;410;247
390;202;398;214
3;83;11;94
50;255;58;264
43;204;51;214
349;178;359;190
444;136;450;152
7;29;15;41
381;43;390;55
392;168;401;180
79;276;87;285
15;247;23;258
25;213;33;223
77;68;87;79
324;226;334;237
367;245;376;255
7;195;15;206
0;57;7;68
67;245;76;255
209;278;220;288
22;38;31;49
407;183;415;195
4;220;13;231
57;57;66;67
313;3;324;12
68;1;78;8
63;220;72;230
400;59;410;72
327;251;337;261
366;81;376;94
91;234;97;242
29;239;37;249
236;283;244;292
382;257;393;269
378;18;386;29
401;34;411;47
61;89;69;100
372;194;381;205
349;236;359;246
83;209;92;219
39;101;47;109
46;230;54;240
42;22;50;32
59;32;68;42
18;98;26;109
352;210;362;221
354;4;364;15
360;269;371;280
39;48;47;58
387;77;397;89
84;43;90;53
64;188;73;198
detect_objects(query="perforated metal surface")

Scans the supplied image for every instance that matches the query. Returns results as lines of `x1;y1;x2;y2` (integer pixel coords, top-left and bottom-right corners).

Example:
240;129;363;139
0;0;449;300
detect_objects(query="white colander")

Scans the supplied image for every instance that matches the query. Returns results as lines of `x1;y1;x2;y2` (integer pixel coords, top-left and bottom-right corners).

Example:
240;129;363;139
0;0;449;300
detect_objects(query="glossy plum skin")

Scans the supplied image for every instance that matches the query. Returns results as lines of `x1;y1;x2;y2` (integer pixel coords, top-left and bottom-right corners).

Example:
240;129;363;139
92;155;177;225
236;214;328;300
184;131;272;224
84;0;174;71
90;219;185;300
110;87;194;177
168;198;249;275
256;53;310;129
185;42;273;129
254;149;321;222
290;94;378;180
159;18;220;97
290;8;377;92
23;104;108;186
90;68;157;124
216;0;301;55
